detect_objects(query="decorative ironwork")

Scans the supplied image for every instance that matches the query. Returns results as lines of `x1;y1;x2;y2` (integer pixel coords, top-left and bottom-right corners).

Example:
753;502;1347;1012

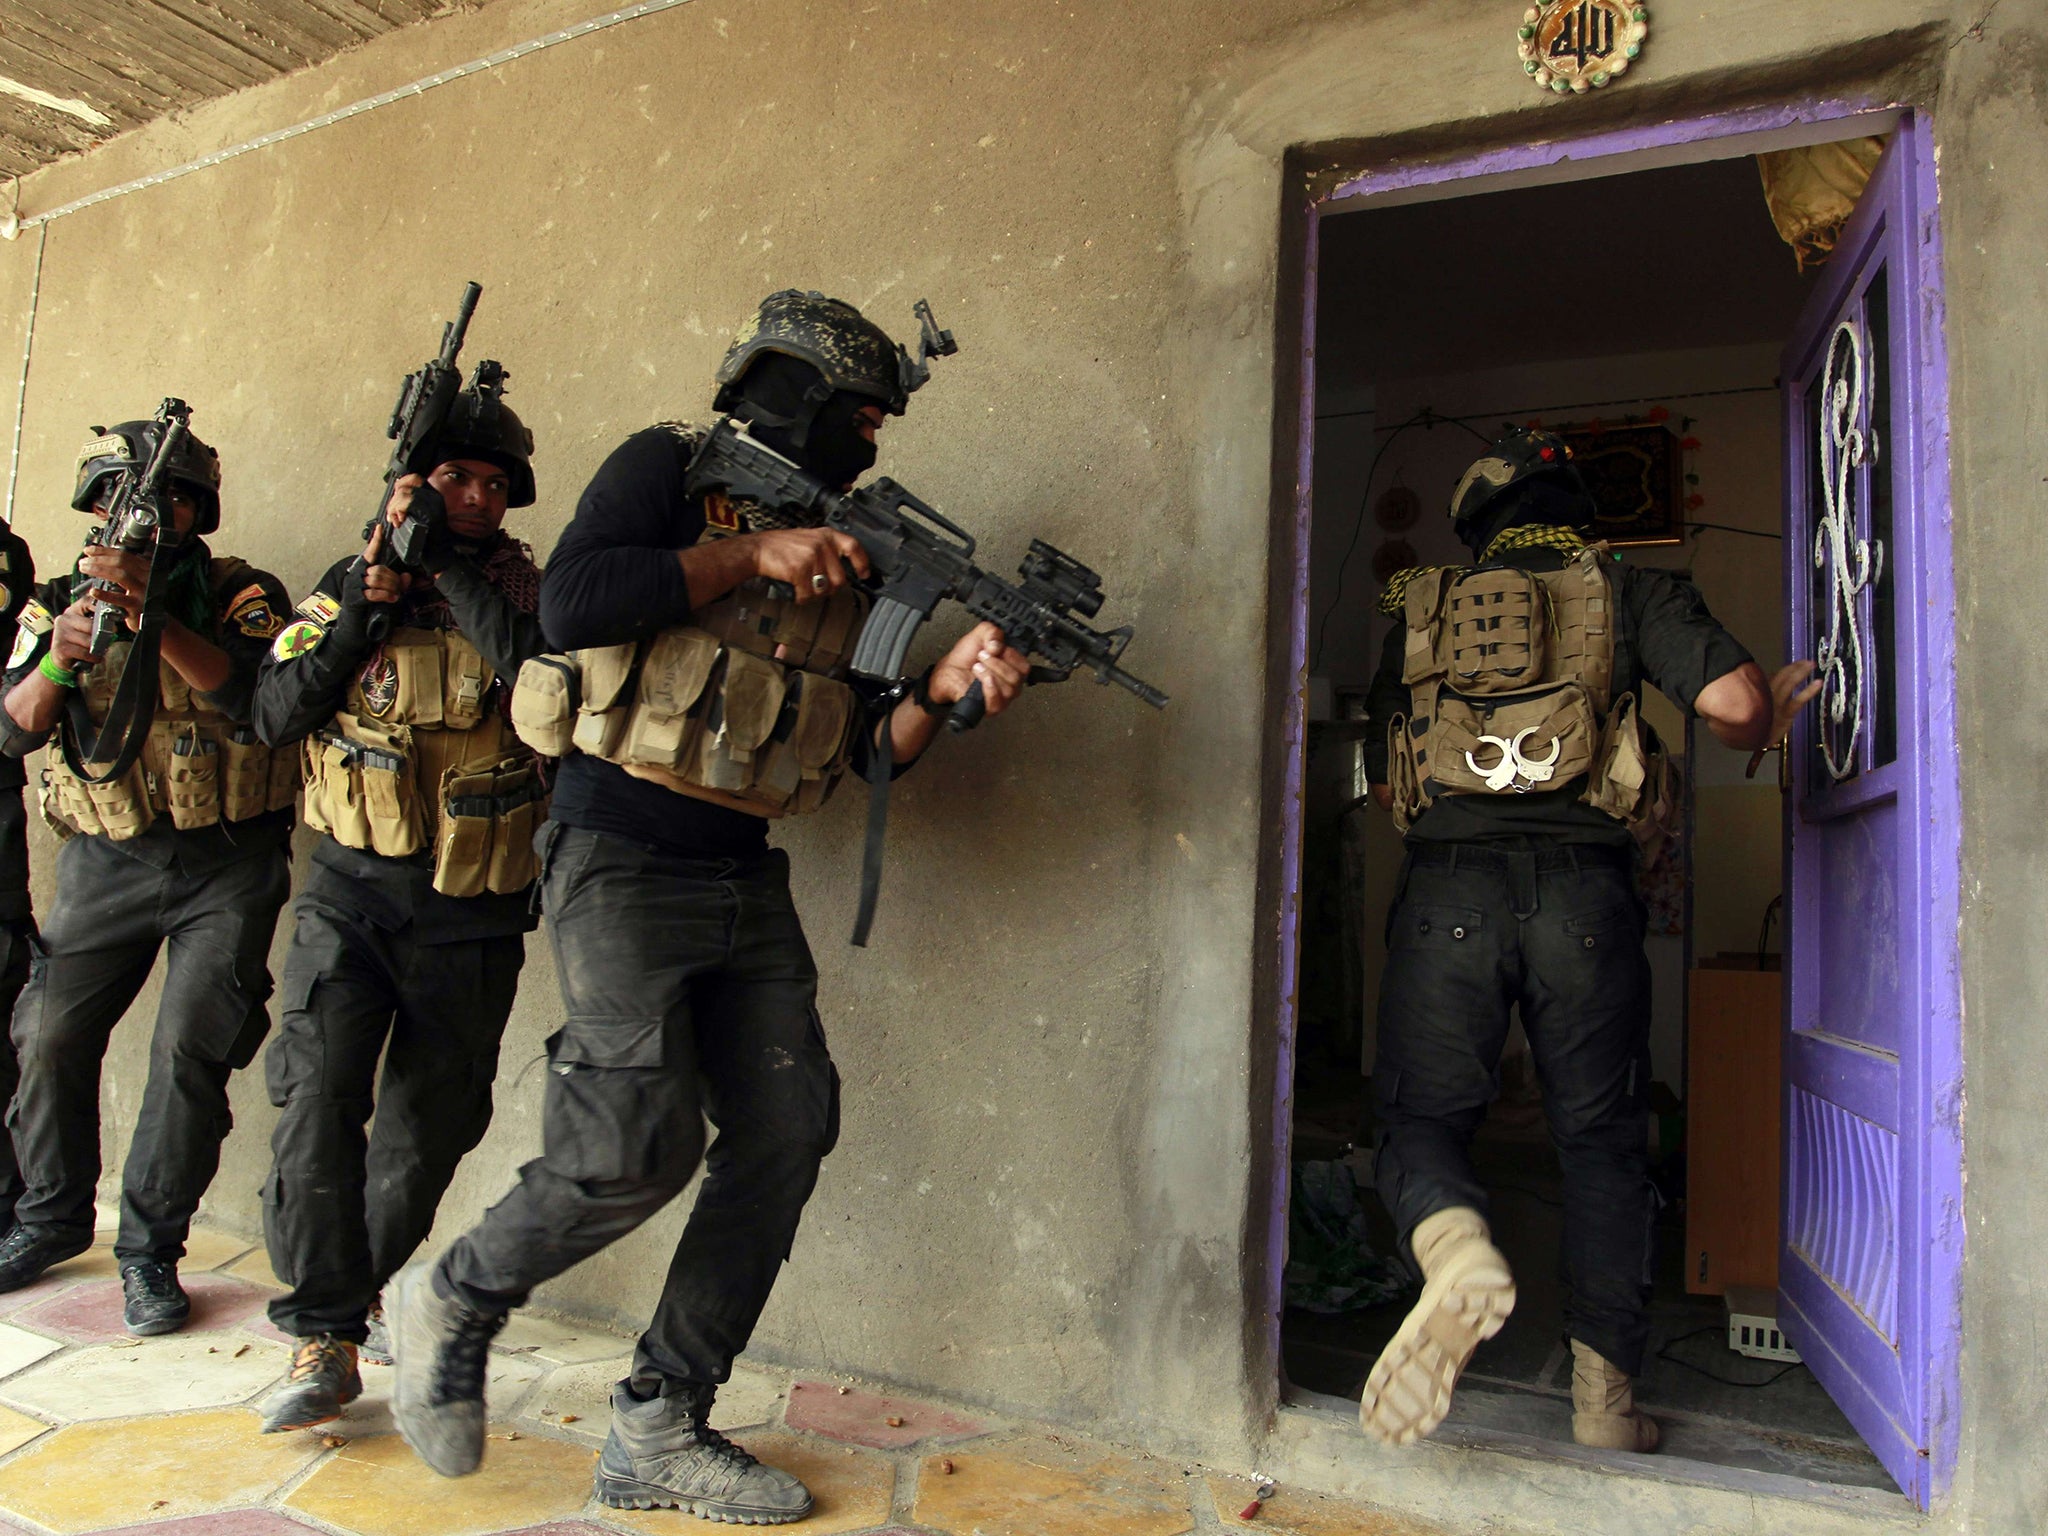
1814;317;1883;782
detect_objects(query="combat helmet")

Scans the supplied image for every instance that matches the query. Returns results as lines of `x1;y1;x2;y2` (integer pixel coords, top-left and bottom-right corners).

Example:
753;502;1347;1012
714;290;915;418
71;417;223;534
429;363;536;508
1448;426;1588;548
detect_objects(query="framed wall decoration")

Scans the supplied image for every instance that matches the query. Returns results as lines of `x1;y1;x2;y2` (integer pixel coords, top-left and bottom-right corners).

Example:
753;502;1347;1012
1562;421;1684;546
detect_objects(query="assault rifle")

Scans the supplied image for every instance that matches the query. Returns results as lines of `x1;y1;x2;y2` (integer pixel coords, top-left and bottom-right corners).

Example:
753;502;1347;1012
58;397;194;783
682;415;1167;944
361;281;482;640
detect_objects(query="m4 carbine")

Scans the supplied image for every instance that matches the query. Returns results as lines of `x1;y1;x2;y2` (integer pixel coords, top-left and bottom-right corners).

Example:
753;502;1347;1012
682;414;1167;945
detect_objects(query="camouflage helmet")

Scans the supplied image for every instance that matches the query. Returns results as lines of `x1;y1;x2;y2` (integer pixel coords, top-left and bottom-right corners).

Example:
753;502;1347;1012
71;417;223;534
713;290;912;417
429;371;537;508
1448;426;1587;540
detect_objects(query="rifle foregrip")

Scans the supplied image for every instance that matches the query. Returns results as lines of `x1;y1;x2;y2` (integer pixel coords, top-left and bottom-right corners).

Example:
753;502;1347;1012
947;680;986;733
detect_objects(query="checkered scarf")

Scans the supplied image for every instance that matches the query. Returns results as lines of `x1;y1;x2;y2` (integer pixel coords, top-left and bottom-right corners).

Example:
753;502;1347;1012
1376;524;1589;616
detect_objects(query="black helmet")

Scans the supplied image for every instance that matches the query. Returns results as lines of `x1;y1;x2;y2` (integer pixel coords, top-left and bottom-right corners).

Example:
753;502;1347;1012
713;290;914;418
71;418;223;534
1448;427;1587;545
427;362;536;508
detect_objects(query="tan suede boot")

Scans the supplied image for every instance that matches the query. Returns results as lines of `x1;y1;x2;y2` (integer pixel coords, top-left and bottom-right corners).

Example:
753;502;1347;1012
1570;1339;1660;1452
1358;1207;1516;1446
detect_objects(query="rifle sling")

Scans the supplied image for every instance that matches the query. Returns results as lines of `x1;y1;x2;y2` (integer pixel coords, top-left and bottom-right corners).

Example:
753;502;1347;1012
848;714;894;948
58;541;175;786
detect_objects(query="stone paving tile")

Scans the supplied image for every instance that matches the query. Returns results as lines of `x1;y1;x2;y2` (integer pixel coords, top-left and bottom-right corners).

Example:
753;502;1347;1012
0;1333;289;1422
787;1379;987;1449
0;1403;49;1457
914;1436;1194;1536
86;1513;327;1536
17;1274;272;1345
223;1248;284;1290
0;1322;61;1377
1210;1475;1447;1534
0;1408;322;1531
521;1359;782;1446
495;1311;638;1365
0;1241;121;1318
285;1429;598;1536
604;1432;892;1536
180;1227;260;1273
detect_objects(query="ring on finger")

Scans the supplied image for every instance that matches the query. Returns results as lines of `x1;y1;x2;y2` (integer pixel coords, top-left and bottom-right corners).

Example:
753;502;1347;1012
810;573;828;594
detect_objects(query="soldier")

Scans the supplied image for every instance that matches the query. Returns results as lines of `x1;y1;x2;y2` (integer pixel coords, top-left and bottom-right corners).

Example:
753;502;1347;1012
0;417;295;1335
0;523;37;1233
1355;428;1819;1453
248;383;548;1434
388;291;1029;1524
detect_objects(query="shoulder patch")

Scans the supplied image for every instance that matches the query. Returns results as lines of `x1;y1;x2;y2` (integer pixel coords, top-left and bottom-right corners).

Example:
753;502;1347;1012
226;581;285;640
8;598;52;672
703;490;741;533
271;619;326;663
296;592;342;625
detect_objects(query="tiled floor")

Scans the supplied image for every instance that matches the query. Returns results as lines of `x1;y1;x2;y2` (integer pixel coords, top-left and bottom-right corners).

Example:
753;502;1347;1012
0;1220;1447;1536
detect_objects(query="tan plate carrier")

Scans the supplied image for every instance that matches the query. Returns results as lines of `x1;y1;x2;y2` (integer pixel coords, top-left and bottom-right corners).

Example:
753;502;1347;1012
42;560;300;842
1386;544;1678;854
510;576;866;819
301;626;544;897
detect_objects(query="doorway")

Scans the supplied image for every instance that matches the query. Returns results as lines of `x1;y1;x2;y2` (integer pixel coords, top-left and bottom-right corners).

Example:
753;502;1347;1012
1279;111;1959;1509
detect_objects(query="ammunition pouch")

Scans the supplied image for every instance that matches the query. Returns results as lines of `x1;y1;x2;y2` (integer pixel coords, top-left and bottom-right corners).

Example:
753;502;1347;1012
301;625;544;894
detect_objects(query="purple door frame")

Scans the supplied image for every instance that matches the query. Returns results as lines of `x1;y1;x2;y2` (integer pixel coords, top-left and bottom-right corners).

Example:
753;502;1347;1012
1277;101;1960;1506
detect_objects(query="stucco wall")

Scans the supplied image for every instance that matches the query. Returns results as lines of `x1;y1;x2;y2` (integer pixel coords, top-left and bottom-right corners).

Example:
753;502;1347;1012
2;0;2040;1529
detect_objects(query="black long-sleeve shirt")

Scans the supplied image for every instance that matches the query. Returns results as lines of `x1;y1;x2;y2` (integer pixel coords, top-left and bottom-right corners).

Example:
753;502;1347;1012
0;540;294;873
1363;547;1753;846
543;424;904;862
253;538;550;940
0;528;33;920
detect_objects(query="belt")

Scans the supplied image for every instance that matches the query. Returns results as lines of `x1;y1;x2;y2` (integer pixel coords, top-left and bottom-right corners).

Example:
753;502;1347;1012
1405;840;1633;874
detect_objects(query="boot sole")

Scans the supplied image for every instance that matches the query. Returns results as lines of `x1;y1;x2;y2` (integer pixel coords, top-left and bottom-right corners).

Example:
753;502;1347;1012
1359;1243;1515;1447
387;1267;484;1478
261;1385;363;1435
125;1312;190;1338
0;1237;96;1294
594;1470;813;1526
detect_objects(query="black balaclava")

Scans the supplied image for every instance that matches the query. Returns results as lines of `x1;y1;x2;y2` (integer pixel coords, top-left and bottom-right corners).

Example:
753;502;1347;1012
1458;473;1595;557
732;353;878;488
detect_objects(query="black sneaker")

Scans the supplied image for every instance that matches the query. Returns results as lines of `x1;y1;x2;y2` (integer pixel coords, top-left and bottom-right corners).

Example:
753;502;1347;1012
260;1336;363;1432
361;1302;393;1366
120;1259;190;1336
388;1263;506;1478
0;1224;93;1294
594;1383;813;1523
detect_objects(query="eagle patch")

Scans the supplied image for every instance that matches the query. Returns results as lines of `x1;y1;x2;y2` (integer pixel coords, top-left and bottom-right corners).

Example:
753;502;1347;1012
8;598;52;673
227;582;284;640
271;620;325;662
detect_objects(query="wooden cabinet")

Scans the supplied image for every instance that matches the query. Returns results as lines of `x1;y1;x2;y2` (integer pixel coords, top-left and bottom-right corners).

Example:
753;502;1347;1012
1684;962;1783;1295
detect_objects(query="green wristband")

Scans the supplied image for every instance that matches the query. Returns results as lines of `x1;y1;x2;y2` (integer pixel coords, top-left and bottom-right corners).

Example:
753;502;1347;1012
37;654;75;689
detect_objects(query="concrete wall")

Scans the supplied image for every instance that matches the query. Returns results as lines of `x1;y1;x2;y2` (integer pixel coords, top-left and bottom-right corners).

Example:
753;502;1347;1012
3;0;2041;1529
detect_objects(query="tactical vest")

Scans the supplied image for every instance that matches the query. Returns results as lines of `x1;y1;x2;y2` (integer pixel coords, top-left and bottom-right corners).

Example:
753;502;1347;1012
1386;543;1678;852
301;626;545;896
510;554;866;820
41;559;300;842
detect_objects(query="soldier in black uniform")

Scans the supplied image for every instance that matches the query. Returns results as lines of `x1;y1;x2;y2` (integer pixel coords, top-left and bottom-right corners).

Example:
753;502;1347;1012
1354;429;1819;1453
249;385;549;1433
389;291;1029;1523
0;524;38;1233
0;418;295;1335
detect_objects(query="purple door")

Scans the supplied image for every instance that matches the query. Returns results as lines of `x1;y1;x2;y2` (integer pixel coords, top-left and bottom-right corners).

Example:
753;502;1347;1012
1779;118;1961;1510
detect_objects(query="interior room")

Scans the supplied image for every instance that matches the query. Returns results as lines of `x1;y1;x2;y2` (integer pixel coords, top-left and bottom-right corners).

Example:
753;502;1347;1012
1285;143;1895;1488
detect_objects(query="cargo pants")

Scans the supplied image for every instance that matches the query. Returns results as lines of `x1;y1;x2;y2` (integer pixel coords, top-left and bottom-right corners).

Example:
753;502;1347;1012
1371;840;1656;1375
262;851;526;1343
7;832;288;1261
437;827;839;1395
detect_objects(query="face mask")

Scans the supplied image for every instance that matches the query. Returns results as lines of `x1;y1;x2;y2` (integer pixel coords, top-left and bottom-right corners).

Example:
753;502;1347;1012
803;391;879;486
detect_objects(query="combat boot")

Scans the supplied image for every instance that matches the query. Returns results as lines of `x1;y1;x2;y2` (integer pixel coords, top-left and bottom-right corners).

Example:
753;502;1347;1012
1570;1339;1660;1452
0;1223;92;1294
387;1263;506;1477
120;1259;190;1336
594;1382;814;1524
260;1337;362;1432
1359;1206;1516;1446
361;1302;393;1366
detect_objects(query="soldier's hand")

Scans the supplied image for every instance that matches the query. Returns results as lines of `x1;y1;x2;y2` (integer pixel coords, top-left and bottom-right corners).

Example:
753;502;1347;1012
383;473;422;531
928;622;1029;718
1768;659;1823;746
353;525;411;607
750;528;869;603
1370;783;1393;812
49;603;102;667
77;548;150;628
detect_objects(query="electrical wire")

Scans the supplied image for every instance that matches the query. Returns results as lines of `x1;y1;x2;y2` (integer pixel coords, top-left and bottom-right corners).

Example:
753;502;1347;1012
1686;520;1783;541
1654;1324;1805;1388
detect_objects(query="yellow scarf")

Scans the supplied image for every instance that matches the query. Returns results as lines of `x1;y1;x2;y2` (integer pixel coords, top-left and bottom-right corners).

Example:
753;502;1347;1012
1376;525;1590;616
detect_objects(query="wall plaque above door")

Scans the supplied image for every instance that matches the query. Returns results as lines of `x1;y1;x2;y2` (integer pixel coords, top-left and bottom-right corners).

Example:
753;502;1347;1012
1519;1;1648;93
